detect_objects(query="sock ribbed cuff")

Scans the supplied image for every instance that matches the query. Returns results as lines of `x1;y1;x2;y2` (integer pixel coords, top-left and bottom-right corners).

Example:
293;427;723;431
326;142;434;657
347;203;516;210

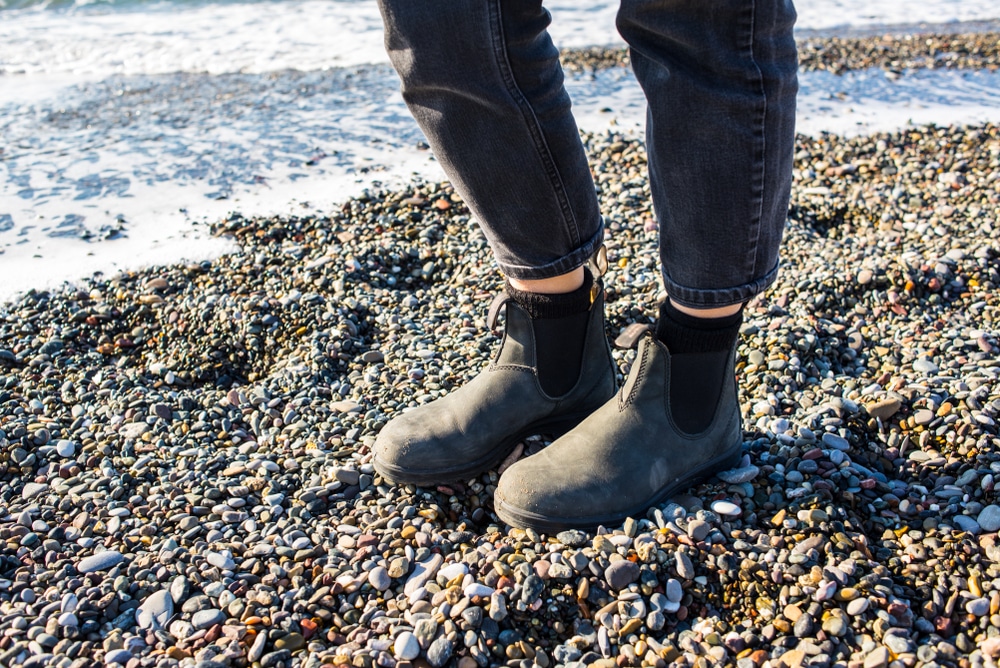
505;269;594;319
656;300;743;354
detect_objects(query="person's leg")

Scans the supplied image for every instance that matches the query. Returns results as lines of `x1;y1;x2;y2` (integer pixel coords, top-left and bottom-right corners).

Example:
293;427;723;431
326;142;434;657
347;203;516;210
377;0;603;279
496;0;798;530
373;0;617;485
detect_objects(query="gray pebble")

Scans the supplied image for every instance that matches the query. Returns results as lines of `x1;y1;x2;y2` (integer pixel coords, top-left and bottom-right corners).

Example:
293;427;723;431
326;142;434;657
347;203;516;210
394;631;420;660
716;465;760;484
665;578;683;603
78;551;124;573
676;552;695;579
413;617;438;649
977;505;1000;532
686;519;710;541
136;589;174;630
368;566;391;591
556;530;590;547
953;514;981;534
104;649;132;665
404;554;443;596
426;636;453;668
191;609;225;629
966;597;990;617
604;560;640;590
846;598;870;615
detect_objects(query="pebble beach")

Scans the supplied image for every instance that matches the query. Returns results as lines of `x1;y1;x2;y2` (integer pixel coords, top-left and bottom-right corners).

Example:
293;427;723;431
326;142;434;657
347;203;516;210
2;31;1000;668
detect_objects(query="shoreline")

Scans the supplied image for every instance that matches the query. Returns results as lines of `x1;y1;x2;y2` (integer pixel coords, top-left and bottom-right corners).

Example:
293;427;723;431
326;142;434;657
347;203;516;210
559;29;1000;73
3;30;1000;307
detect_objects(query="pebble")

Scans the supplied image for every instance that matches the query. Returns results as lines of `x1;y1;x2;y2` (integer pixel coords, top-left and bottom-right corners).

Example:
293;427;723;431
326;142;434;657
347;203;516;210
665;578;683;603
686;519;710;541
413;618;438;648
711;500;741;517
394;631;421;661
967;597;991;617
978;505;1000;532
846;598;870;615
104;650;132;665
821;433;850;451
716;465;759;484
77;551;124;573
55;439;76;457
206;550;235;570
556;530;590;547
866;398;901;420
404;554;443;595
464;583;494;598
427;636;453;668
368;566;391;591
135;590;174;630
676;552;695;580
605;560;640;590
191;609;225;630
21;482;49;499
864;646;890;668
953;514;982;534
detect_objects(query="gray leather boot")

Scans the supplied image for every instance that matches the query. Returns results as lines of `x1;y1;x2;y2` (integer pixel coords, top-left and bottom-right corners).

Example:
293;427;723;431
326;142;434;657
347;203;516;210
372;283;617;486
494;329;742;532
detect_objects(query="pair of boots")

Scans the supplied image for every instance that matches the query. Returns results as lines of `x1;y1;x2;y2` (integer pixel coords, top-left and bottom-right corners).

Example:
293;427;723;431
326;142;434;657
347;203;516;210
373;266;743;532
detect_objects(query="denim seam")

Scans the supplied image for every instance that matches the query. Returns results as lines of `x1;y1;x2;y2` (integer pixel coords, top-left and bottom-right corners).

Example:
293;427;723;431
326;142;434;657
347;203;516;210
663;259;780;309
487;0;582;250
495;224;603;279
746;0;768;283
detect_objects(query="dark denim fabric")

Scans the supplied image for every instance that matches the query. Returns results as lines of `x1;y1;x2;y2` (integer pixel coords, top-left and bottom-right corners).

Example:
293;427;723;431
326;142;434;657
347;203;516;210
378;0;798;308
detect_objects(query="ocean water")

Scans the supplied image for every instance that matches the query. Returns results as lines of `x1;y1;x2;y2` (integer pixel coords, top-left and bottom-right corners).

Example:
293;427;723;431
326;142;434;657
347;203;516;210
1;0;999;302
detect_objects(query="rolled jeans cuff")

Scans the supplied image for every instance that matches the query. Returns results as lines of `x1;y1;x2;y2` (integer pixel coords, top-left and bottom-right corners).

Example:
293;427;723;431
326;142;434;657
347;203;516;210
495;221;605;280
663;261;780;310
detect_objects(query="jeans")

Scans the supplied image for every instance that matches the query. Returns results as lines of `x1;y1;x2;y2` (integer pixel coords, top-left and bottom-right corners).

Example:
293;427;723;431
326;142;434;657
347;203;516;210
377;0;798;308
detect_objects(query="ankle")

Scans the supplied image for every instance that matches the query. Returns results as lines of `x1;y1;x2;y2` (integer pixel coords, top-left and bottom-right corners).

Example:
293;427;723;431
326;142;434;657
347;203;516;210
669;299;743;319
506;269;593;320
656;299;743;355
507;267;585;295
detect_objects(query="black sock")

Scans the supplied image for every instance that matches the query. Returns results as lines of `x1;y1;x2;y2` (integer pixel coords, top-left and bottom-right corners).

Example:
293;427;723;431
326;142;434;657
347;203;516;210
506;271;594;397
656;300;743;433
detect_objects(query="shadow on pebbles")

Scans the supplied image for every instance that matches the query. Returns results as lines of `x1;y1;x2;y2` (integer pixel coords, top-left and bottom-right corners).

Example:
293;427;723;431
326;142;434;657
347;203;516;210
0;123;999;668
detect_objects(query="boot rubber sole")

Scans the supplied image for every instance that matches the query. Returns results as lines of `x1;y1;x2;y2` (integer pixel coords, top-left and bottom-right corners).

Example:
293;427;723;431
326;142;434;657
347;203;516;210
494;443;743;533
372;411;596;487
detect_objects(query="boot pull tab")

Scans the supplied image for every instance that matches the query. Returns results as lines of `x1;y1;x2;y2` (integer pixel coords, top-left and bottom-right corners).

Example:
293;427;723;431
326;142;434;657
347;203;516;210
588;244;609;279
487;292;509;331
614;323;651;350
588;245;609;304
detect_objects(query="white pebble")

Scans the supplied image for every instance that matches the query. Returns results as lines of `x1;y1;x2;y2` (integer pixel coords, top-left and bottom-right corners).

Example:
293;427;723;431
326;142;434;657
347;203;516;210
711;500;741;517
